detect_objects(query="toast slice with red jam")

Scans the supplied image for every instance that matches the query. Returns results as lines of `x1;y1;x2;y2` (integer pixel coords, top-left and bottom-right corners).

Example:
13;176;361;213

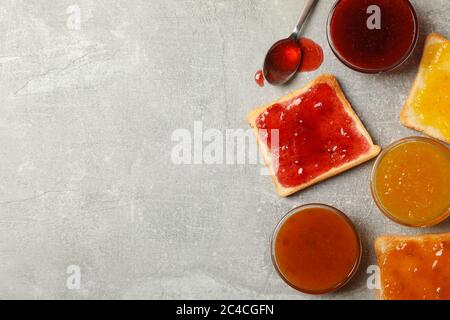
247;74;381;197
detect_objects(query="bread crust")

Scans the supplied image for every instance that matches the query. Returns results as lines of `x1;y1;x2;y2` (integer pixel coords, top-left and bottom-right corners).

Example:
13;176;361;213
375;232;450;300
247;74;381;197
400;32;450;143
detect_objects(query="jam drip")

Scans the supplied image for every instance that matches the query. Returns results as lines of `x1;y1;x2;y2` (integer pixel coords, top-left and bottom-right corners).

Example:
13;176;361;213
298;38;324;72
256;83;370;188
254;69;265;87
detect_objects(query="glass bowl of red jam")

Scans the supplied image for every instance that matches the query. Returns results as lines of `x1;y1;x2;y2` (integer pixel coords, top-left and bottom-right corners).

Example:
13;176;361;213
271;204;362;295
327;0;419;73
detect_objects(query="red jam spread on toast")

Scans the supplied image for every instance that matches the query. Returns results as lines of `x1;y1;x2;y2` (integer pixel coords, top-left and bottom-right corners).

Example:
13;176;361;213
256;82;370;188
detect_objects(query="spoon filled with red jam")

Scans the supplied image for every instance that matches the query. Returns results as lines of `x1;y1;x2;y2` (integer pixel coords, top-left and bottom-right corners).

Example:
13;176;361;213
263;0;319;85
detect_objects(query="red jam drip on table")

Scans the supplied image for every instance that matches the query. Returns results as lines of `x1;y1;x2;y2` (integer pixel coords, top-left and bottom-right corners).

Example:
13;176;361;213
256;83;370;188
298;38;324;72
254;69;265;87
330;0;417;71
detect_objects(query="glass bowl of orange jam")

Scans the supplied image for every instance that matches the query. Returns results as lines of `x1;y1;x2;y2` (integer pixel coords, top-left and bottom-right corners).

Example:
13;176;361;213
271;204;361;295
371;137;450;228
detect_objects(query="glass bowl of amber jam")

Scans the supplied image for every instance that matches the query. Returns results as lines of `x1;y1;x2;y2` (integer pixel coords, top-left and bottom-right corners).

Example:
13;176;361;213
326;0;419;73
371;137;450;228
271;204;362;295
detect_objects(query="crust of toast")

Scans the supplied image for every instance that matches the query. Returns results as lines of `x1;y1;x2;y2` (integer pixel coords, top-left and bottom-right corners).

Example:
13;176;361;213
400;32;450;143
375;232;450;300
247;74;381;197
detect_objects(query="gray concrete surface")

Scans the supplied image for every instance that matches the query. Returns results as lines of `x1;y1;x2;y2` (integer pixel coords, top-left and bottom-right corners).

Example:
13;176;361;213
0;0;449;300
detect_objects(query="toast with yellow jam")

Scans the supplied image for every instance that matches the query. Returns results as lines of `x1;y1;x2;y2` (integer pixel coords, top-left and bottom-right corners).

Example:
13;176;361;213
401;33;450;143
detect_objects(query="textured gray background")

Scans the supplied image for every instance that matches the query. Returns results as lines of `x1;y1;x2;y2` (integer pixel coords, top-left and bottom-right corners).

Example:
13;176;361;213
0;0;448;300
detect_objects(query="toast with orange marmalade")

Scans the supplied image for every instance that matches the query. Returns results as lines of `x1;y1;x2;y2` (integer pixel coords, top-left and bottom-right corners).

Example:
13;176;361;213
376;233;450;300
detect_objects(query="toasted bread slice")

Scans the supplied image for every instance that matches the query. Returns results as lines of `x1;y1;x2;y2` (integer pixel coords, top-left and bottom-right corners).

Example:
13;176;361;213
375;233;450;300
401;33;450;143
247;74;381;197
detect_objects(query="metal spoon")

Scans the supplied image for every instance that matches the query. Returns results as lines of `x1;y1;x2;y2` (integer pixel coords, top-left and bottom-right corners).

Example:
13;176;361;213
263;0;319;85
